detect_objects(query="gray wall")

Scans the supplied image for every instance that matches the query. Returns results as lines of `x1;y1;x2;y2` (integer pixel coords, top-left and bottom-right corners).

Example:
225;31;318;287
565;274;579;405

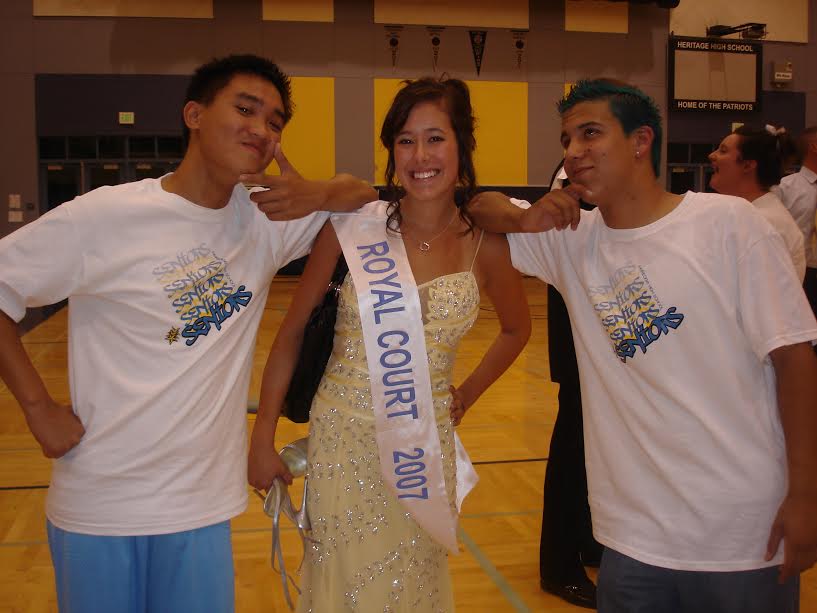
1;2;37;238
0;0;815;239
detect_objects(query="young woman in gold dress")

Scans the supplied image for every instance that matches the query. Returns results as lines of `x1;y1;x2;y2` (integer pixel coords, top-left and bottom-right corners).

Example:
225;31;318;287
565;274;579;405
249;77;531;612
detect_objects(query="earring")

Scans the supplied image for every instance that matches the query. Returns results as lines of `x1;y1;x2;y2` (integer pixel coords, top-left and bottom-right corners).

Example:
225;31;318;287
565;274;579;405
635;150;641;158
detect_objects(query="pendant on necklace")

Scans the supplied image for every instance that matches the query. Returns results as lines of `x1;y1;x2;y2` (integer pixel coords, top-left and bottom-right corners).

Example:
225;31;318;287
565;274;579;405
419;241;431;252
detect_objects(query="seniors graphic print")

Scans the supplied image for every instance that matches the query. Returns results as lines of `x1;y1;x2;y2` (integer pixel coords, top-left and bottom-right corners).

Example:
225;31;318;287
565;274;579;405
153;244;254;346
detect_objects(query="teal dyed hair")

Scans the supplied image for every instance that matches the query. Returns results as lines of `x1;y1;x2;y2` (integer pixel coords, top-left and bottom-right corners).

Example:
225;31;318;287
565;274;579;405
558;79;662;177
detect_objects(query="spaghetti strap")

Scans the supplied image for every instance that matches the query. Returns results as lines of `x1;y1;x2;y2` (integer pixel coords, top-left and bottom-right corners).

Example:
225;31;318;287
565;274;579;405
469;229;486;272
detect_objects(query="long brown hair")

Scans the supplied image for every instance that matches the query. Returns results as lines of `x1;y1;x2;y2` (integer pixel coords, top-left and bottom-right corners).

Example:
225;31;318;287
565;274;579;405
379;76;477;235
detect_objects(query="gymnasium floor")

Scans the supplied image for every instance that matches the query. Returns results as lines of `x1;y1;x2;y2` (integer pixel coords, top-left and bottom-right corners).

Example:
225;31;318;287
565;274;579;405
1;276;815;612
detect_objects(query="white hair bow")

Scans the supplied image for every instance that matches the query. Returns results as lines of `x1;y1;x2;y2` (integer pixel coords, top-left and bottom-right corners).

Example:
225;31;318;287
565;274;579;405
765;124;786;136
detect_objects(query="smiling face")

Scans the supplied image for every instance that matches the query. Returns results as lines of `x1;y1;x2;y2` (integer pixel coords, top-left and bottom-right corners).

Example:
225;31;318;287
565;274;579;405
186;73;286;179
708;133;750;195
393;100;460;205
560;99;642;204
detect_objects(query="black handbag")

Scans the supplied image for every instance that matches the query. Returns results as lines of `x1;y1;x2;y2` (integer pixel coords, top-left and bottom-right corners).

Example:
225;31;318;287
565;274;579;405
283;255;349;423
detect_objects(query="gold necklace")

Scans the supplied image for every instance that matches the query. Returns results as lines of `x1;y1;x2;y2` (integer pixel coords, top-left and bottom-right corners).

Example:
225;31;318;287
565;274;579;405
405;210;458;252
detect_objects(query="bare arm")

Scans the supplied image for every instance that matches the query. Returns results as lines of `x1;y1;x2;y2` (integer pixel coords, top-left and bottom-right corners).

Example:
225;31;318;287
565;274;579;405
766;341;817;582
449;233;531;425
248;222;344;489
0;310;84;457
241;144;377;220
469;188;585;235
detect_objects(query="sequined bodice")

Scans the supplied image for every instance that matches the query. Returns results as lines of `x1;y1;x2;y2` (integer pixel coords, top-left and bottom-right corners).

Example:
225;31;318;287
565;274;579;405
317;271;480;416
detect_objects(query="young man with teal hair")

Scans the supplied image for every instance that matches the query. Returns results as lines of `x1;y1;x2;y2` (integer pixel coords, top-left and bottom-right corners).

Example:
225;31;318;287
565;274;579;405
472;79;817;613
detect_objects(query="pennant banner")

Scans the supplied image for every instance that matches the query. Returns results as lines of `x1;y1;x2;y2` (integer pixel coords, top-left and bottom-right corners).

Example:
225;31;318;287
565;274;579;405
427;26;445;73
511;29;528;70
469;30;487;76
385;24;404;71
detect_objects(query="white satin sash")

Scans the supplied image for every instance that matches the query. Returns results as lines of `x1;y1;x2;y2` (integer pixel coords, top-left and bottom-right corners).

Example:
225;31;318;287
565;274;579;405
332;202;477;553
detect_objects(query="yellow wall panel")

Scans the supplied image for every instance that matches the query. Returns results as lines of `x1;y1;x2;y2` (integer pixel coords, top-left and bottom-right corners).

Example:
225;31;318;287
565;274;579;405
565;0;628;34
33;0;212;17
374;79;527;186
262;0;334;22
469;81;527;186
267;77;335;180
374;0;528;29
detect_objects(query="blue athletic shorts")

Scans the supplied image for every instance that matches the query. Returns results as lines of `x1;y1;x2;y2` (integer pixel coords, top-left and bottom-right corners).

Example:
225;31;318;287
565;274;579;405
47;519;235;613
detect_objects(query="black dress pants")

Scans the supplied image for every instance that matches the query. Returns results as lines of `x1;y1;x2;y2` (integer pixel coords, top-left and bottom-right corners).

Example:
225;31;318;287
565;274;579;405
804;267;817;317
539;382;598;582
804;268;817;355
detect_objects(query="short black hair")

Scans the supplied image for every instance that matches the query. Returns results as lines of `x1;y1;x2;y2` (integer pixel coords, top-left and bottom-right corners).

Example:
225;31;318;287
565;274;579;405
182;54;293;146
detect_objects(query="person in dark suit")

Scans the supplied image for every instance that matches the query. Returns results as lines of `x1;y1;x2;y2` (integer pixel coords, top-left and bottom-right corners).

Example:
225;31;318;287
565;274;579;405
539;161;602;609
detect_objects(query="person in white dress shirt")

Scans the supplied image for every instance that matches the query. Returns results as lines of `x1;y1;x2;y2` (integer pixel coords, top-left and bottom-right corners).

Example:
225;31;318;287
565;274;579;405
774;127;817;312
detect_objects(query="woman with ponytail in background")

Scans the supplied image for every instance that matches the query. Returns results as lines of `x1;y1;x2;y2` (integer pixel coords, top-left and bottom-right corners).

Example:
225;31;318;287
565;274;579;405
709;125;805;280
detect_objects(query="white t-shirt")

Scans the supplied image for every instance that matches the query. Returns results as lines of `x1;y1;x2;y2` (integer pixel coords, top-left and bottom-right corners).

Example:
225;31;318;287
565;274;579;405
773;166;817;268
0;178;327;535
753;191;806;281
508;191;817;571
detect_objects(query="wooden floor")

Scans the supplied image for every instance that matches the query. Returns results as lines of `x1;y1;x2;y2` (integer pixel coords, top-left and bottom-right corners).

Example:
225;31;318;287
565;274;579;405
1;276;815;612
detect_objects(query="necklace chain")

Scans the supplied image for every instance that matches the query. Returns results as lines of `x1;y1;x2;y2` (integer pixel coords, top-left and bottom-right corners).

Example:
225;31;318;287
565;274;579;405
405;210;458;252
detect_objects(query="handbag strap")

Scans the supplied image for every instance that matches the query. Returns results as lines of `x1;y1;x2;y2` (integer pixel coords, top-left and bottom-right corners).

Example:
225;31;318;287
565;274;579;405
330;253;349;286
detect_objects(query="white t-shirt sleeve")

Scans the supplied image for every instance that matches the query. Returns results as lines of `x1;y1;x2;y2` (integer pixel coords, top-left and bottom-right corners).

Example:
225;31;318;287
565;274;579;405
770;182;787;206
0;205;84;322
505;199;558;285
736;231;817;359
275;211;330;268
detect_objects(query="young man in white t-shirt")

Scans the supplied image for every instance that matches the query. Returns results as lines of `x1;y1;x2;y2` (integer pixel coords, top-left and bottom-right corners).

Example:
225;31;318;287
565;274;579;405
708;126;805;281
471;79;817;613
0;54;375;613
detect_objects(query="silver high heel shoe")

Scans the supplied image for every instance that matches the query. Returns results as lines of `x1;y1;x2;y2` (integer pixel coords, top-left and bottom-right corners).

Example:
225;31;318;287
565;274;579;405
255;438;312;610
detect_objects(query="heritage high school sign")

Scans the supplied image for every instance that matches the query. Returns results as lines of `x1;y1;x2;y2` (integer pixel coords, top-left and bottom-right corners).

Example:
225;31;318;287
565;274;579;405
668;36;762;112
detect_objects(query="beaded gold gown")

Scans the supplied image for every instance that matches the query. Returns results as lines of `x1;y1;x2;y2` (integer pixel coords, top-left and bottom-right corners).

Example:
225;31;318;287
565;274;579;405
296;270;480;613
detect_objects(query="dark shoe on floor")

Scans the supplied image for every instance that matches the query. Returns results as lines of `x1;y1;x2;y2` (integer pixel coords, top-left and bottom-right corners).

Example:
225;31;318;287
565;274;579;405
540;574;597;609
